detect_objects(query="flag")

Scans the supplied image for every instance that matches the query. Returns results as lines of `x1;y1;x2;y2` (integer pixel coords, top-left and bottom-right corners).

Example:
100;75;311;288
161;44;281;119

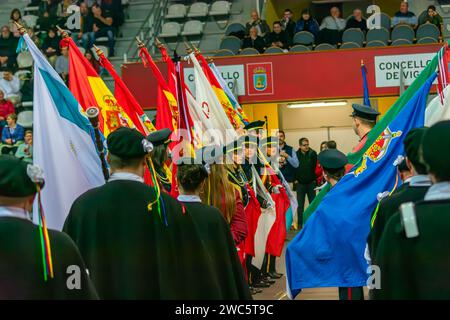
285;73;437;299
95;46;156;134
426;85;450;126
65;37;135;137
437;44;450;104
23;33;104;230
361;60;371;106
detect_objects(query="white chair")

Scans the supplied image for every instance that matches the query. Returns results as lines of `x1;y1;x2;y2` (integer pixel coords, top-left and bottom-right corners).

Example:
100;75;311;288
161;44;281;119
17;52;33;69
209;1;231;16
23;6;39;15
181;20;204;36
78;46;86;55
14;70;32;88
17;111;33;129
22;15;38;28
166;4;187;19
159;22;181;38
95;37;109;44
187;2;209;19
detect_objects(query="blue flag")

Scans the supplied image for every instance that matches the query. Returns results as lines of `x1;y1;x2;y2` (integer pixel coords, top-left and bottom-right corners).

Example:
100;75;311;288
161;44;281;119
285;73;437;299
362;63;371;106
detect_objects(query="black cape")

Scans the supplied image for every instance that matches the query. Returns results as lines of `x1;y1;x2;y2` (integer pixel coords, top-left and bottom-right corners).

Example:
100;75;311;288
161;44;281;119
368;184;429;262
372;199;450;299
64;180;251;299
0;217;98;299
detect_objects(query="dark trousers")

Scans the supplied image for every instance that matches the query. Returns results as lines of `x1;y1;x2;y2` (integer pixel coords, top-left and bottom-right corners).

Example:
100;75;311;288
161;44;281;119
296;181;316;228
261;253;277;275
338;287;364;300
245;255;262;286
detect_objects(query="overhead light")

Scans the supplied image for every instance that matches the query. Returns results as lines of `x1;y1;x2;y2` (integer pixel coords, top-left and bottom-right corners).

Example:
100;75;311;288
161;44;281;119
287;101;348;109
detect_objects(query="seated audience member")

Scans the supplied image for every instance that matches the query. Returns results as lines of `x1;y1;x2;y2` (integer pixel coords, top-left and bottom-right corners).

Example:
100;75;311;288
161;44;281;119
9;9;28;38
419;5;443;33
318;6;346;45
242;27;266;53
267;21;291;50
100;0;125;28
41;27;61;67
15;129;33;163
56;0;74;27
295;9;320;38
84;4;115;57
1;113;24;155
0;26;18;69
85;51;102;75
280;8;296;39
0;89;15;133
0;70;21;105
55;44;69;83
77;2;94;47
245;10;270;39
346;8;368;33
392;1;418;28
37;0;59;31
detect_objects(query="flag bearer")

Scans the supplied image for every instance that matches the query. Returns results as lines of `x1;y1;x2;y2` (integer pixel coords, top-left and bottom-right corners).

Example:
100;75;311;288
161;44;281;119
147;128;172;192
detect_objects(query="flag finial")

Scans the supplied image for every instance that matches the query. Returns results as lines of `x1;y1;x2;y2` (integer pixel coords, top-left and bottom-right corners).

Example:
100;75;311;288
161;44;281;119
192;43;200;54
93;44;103;56
136;37;145;48
361;59;365;66
184;42;192;54
14;21;26;35
155;37;163;48
56;25;69;38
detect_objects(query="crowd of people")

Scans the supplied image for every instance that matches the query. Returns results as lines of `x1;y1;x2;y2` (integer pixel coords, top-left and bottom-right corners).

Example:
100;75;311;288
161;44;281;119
239;1;443;53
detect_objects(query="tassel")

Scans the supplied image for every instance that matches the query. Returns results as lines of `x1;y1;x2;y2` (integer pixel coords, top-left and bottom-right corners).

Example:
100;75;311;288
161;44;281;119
37;186;54;281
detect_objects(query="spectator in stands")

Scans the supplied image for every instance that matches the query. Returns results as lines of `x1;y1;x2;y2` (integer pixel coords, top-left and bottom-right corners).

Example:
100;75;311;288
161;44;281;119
392;0;418;29
57;0;75;27
85;51;102;75
39;0;59;18
318;6;346;45
346;8;368;33
15;130;33;163
267;21;291;50
9;9;28;38
84;4;115;57
0;89;15;139
242;27;266;53
1;113;24;155
77;2;94;46
245;10;270;39
0;26;18;70
280;8;296;40
327;140;337;149
37;8;58;34
55;44;69;83
419;5;443;34
42;27;61;67
0;70;21;105
100;0;125;28
294;9;319;37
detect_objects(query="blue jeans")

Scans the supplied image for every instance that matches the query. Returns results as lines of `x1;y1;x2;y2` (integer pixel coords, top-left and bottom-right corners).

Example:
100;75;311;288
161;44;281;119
83;27;115;56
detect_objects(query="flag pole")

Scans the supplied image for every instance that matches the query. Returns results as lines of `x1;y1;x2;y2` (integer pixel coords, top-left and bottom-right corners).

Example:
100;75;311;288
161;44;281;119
86;107;110;181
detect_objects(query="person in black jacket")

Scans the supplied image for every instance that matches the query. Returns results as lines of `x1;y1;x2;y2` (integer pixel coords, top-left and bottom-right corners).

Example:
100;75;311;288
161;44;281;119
280;8;296;39
267;21;291;50
295;137;317;229
242;27;266;53
345;8;368;33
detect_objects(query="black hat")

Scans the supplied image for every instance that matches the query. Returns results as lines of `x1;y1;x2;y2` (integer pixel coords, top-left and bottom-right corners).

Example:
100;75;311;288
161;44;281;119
196;145;224;165
261;136;279;147
107;127;153;159
318;149;348;170
422;120;450;180
146;128;171;147
404;127;428;174
0;156;44;197
351;104;380;122
244;120;265;132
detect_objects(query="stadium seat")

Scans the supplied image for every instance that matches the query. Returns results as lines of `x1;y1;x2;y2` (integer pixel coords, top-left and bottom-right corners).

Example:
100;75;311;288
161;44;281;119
289;45;311;52
417;37;438;44
15;70;31;87
17;52;33;69
219;36;241;54
159;22;181;38
293;31;314;46
209;1;231;16
166;4;187;20
416;23;440;42
23;6;39;16
225;23;246;36
187;2;209;18
239;47;260;55
367;12;391;31
264;46;284;54
366;27;390;45
314;43;336;51
22;15;38;29
391;38;413;46
95;37;109;44
181;20;204;36
342;28;365;47
366;40;387;48
93;45;109;59
391;25;415;43
17;111;33;129
340;42;361;49
214;49;234;57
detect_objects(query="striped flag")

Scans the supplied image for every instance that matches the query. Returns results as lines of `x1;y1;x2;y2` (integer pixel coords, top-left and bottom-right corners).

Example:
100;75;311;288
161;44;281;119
23;33;104;230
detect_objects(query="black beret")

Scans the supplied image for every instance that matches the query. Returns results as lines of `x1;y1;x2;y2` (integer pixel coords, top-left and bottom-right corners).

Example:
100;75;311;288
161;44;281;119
404;127;428;174
351;104;380;121
107;127;153;159
147;128;171;147
318;149;348;170
261;136;279;147
244;120;265;131
422;120;450;179
0;156;43;197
